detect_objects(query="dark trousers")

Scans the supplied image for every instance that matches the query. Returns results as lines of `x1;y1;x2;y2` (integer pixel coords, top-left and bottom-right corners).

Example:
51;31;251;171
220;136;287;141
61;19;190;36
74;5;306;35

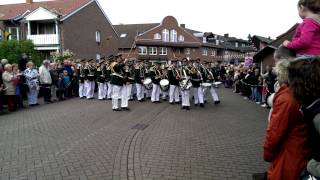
6;95;17;112
41;84;52;102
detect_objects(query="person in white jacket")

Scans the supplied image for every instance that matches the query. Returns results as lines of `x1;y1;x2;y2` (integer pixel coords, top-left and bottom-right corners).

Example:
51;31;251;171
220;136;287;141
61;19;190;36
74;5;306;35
24;62;39;106
39;60;52;104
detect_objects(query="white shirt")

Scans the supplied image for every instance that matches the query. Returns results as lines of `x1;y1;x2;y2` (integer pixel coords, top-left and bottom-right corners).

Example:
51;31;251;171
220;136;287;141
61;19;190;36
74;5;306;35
39;65;52;85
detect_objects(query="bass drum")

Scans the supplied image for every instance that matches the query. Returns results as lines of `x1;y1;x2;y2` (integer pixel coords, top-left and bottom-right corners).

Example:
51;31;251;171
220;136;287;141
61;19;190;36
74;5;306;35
143;78;152;90
201;83;212;88
160;79;169;92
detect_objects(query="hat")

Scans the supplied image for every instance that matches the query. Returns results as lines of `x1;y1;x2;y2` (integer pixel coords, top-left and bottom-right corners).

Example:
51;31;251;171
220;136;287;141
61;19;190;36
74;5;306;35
115;53;123;58
99;60;105;64
1;59;8;65
80;59;86;63
88;59;94;62
196;58;201;61
181;58;188;61
155;61;161;64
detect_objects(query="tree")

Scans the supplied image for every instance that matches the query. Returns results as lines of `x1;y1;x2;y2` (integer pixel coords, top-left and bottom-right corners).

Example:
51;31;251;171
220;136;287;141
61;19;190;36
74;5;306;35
0;40;42;66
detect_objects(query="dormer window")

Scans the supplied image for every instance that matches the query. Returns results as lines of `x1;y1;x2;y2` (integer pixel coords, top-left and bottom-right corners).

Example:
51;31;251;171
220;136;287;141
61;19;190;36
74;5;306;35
154;33;161;40
170;29;177;42
96;30;101;43
162;29;169;42
178;35;184;42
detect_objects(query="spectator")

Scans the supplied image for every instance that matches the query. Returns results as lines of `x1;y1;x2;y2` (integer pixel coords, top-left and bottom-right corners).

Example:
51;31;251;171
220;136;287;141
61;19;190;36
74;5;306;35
12;64;24;109
18;53;28;71
263;59;311;180
49;63;59;102
2;64;18;112
1;59;8;67
61;70;71;98
0;64;4;113
288;57;320;179
251;68;262;104
261;66;277;108
39;60;52;104
24;62;39;107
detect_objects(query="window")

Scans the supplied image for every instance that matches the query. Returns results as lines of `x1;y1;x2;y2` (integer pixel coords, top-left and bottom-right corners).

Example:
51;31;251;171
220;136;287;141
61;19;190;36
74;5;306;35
242;43;246;47
170;29;177;42
202;49;208;56
138;46;147;55
162;29;169;42
235;42;239;47
8;27;19;40
148;47;157;55
185;48;190;55
96;53;101;60
178;35;184;42
96;31;101;43
159;47;167;55
211;50;216;56
120;33;127;38
154;33;161;40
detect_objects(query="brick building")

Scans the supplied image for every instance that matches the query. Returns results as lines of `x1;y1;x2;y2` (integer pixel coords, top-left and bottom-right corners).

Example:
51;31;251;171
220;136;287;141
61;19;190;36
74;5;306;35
0;0;119;60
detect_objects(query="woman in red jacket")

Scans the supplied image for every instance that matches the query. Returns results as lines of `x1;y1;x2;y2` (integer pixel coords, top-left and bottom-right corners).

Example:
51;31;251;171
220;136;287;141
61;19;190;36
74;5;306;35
263;59;311;180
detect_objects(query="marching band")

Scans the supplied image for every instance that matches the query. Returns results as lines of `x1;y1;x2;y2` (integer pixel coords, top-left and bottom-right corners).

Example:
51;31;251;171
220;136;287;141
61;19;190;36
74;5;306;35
76;54;221;111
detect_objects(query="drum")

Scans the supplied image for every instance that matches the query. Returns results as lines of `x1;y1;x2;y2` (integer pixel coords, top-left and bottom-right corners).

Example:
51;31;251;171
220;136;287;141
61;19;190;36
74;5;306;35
201;83;212;88
213;81;222;88
143;78;152;90
160;79;169;92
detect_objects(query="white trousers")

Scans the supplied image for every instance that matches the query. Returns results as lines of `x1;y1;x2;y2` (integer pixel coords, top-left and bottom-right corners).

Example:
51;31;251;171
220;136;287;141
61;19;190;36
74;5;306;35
136;83;144;100
169;85;180;103
85;80;95;99
98;82;107;100
181;90;190;107
151;84;160;102
193;87;204;104
27;86;39;105
121;85;129;108
112;85;121;109
79;82;86;98
107;82;112;99
210;87;219;102
126;84;133;100
161;89;168;100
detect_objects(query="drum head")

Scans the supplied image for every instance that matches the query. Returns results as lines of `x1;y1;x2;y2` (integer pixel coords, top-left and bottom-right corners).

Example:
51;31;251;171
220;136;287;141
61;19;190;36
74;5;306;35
213;82;222;86
202;83;212;87
143;78;152;85
160;79;169;86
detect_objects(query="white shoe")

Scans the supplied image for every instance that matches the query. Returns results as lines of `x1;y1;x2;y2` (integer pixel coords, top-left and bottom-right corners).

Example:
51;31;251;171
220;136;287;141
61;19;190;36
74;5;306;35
256;102;261;105
261;104;267;108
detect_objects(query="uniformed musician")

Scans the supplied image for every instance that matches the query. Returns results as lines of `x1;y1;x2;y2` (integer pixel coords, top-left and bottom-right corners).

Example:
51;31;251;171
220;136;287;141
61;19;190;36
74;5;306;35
150;61;162;103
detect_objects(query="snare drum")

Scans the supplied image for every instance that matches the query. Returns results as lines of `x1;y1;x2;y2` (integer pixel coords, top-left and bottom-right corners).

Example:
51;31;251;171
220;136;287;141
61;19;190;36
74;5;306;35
143;78;152;90
160;79;169;92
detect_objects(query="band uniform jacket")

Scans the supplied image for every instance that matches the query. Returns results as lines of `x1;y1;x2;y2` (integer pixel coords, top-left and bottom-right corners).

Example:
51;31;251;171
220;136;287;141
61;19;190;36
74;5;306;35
150;67;161;85
168;68;180;86
110;63;124;86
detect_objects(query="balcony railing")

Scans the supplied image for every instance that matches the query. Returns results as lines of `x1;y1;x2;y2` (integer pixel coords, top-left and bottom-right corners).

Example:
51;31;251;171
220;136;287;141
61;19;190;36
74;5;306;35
27;34;59;45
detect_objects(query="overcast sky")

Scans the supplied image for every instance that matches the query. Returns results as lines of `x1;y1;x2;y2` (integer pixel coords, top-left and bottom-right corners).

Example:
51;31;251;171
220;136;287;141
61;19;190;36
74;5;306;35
0;0;301;39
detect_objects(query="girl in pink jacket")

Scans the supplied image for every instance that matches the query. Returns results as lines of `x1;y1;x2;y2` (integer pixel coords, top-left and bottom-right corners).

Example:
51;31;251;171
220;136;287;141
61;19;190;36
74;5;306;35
283;0;320;56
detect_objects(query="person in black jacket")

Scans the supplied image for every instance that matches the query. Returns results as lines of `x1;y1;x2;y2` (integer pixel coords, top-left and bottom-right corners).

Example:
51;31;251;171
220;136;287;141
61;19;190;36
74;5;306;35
110;54;129;111
168;60;180;104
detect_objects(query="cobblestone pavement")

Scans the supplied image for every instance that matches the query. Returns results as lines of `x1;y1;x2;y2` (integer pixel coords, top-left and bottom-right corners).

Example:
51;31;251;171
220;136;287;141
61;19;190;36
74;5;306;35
0;88;269;180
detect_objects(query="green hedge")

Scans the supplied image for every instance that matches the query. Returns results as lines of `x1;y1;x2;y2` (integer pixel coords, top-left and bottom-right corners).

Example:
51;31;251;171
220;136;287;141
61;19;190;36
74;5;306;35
0;40;42;66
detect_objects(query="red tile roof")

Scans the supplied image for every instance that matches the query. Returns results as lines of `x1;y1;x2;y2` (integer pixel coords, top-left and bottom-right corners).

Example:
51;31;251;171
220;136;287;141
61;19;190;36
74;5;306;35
0;0;92;20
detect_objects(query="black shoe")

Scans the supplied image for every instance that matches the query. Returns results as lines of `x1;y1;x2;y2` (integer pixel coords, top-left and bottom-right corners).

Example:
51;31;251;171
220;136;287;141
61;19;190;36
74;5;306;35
185;106;190;111
200;103;204;108
194;104;199;107
181;106;186;110
138;100;143;102
106;98;112;100
214;101;220;105
113;108;122;111
170;102;174;105
129;99;133;101
121;107;130;111
175;102;180;104
204;100;207;104
34;103;40;106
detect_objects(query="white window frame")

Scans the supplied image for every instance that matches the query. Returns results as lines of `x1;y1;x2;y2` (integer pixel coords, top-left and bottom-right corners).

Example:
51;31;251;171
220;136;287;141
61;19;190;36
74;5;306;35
96;53;101;61
149;47;157;55
120;33;127;38
202;49;208;56
235;42;239;47
211;50;216;56
8;27;19;40
154;33;161;40
162;29;169;42
159;47;167;55
178;35;184;42
138;46;147;55
185;48;190;55
96;30;101;43
170;29;177;42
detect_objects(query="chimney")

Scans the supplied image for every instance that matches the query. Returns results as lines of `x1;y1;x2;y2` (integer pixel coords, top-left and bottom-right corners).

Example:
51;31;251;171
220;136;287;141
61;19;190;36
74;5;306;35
180;24;186;28
224;33;229;38
26;0;33;3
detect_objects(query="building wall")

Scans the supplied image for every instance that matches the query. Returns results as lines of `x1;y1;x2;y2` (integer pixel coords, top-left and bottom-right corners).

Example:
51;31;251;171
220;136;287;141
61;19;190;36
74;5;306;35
61;1;119;59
